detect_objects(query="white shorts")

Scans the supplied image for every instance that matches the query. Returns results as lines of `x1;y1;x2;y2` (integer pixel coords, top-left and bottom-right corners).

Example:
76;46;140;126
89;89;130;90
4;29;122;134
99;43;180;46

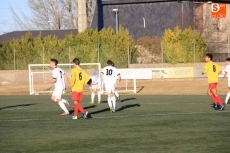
90;84;101;90
52;88;64;100
105;83;116;94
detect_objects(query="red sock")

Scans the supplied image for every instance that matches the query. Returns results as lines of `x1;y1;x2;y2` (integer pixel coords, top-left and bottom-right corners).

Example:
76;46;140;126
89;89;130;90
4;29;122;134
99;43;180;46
74;104;79;116
210;95;217;104
216;96;224;106
77;103;85;114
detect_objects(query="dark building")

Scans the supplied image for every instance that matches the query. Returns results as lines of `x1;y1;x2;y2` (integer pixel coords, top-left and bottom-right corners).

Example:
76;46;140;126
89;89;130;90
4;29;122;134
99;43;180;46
91;0;229;40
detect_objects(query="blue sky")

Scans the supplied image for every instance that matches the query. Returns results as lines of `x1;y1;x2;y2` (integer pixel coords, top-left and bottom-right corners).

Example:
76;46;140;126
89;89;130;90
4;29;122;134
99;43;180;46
0;0;29;35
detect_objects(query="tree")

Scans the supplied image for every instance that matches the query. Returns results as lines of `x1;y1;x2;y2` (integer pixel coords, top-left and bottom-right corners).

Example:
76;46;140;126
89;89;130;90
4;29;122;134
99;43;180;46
162;26;207;64
11;0;96;30
137;36;161;63
0;26;137;69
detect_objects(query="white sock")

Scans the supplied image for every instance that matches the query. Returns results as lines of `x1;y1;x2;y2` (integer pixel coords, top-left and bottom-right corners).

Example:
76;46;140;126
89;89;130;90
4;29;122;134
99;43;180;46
91;92;95;102
61;99;67;104
97;92;101;101
58;101;69;113
107;97;112;108
225;93;230;103
115;91;119;97
111;96;116;110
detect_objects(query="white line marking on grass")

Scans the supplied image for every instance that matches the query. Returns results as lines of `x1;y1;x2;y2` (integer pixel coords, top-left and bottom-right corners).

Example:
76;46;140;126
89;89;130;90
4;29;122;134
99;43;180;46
0;102;201;111
0;111;229;122
94;111;230;119
0;106;61;110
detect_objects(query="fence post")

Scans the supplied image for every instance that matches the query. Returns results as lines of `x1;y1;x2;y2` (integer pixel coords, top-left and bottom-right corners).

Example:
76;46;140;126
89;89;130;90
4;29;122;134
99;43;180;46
128;44;130;68
14;47;16;83
161;41;164;68
97;43;100;63
194;40;196;67
228;35;229;57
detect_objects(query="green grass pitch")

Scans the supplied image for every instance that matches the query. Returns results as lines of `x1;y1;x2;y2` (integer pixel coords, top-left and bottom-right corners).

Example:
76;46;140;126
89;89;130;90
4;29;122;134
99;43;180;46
0;95;229;153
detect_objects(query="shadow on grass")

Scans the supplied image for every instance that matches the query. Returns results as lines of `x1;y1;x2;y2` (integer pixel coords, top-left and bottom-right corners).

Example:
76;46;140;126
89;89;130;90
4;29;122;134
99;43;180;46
0;103;37;110
116;104;140;112
88;108;110;115
99;100;108;103
86;104;141;119
86;108;110;119
69;105;97;115
120;98;136;103
100;98;137;103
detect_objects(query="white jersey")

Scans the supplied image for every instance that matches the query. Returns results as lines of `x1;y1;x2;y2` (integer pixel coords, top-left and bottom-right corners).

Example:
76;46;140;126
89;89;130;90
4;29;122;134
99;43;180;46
91;75;101;86
101;65;120;84
52;67;65;89
224;65;230;83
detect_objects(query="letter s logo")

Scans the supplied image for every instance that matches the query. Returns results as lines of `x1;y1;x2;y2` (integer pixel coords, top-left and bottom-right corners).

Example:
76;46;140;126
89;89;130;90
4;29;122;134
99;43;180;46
211;4;220;13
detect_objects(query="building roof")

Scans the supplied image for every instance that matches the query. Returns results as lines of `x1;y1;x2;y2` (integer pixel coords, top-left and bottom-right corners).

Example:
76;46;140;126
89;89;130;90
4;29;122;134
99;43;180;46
0;29;78;43
100;0;230;4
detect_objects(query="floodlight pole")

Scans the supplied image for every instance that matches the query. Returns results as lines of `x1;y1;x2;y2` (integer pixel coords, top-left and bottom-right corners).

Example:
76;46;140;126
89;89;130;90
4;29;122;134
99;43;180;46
228;35;229;57
194;40;196;66
113;9;119;34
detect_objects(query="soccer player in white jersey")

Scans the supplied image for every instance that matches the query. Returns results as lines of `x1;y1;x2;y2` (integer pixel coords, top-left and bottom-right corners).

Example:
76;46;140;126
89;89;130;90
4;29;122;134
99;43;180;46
112;62;120;100
223;58;230;104
44;59;70;116
89;73;101;104
101;60;121;112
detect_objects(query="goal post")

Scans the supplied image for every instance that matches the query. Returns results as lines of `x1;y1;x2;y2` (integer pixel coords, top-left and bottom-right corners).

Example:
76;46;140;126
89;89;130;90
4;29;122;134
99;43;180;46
28;63;101;95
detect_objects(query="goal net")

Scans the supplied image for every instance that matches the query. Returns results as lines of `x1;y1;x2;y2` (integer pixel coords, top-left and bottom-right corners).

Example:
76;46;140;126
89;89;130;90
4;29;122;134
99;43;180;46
28;63;101;95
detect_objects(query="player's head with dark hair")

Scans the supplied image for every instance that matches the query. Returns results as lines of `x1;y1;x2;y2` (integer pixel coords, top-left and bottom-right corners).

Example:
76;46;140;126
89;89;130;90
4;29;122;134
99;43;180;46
112;62;115;67
72;58;80;66
50;59;58;68
226;58;230;62
107;60;113;66
205;53;213;62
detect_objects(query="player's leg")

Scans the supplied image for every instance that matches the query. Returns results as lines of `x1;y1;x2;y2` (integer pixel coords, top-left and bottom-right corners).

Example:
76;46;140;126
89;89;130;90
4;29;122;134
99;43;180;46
72;92;88;119
97;88;101;104
114;91;120;100
60;90;70;107
53;89;69;115
207;84;218;106
72;92;79;119
110;84;116;112
114;82;120;100
207;89;217;106
224;83;230;104
89;88;95;104
210;83;224;110
105;84;113;112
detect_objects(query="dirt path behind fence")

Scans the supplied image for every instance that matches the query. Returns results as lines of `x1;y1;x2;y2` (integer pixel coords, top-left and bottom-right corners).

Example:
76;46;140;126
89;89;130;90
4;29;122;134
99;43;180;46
0;78;228;95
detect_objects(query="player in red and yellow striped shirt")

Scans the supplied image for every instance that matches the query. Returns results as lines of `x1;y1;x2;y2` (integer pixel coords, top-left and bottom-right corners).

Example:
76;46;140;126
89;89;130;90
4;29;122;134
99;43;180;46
71;58;91;119
202;53;225;110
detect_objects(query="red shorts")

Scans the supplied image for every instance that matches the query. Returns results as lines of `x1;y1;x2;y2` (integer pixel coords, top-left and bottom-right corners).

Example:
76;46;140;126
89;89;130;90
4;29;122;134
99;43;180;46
72;92;83;101
209;83;218;90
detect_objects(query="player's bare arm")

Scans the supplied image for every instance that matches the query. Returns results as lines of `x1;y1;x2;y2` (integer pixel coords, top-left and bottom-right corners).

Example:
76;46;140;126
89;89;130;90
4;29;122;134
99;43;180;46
100;72;104;83
218;71;222;76
44;78;56;83
223;72;227;80
117;74;121;82
63;74;68;90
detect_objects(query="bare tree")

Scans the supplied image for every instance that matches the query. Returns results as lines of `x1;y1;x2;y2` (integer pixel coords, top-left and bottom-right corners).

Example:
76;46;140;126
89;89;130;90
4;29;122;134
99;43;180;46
11;0;96;30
